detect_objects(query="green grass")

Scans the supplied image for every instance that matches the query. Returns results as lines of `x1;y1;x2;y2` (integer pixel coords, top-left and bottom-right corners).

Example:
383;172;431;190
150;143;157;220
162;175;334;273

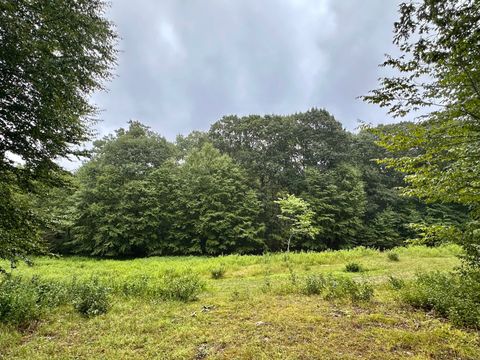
1;244;479;359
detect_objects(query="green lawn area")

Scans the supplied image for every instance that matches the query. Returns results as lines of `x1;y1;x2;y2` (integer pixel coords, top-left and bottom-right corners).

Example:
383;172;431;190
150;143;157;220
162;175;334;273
1;245;479;359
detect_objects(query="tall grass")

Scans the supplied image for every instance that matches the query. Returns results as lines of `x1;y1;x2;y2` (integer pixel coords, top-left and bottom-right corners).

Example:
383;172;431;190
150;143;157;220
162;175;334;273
1;244;461;283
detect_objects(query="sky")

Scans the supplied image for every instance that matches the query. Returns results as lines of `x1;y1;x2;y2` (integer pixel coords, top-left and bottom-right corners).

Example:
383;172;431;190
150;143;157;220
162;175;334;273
90;0;401;143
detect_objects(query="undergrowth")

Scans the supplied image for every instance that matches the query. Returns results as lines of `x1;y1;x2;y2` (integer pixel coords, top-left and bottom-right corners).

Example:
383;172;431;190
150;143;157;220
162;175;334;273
401;270;480;329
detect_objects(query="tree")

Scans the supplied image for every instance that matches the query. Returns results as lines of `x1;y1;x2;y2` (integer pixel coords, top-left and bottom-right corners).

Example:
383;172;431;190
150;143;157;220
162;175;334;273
70;122;174;257
209;108;351;248
175;131;210;161
0;0;117;182
274;194;318;253
362;0;480;266
361;0;480;206
0;178;43;273
209;108;350;191
0;0;117;264
166;143;265;255
303;164;366;249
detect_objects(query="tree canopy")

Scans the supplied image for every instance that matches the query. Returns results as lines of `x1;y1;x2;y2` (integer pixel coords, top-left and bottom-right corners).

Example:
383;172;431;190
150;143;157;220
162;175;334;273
0;0;117;184
32;110;467;257
362;0;480;267
362;0;480;208
0;0;117;266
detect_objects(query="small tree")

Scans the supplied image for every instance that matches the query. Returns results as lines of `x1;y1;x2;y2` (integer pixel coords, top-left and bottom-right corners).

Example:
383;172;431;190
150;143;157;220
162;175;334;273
275;194;319;253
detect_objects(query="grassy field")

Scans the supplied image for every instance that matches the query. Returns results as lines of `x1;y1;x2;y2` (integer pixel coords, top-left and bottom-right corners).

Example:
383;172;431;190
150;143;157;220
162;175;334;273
1;245;480;359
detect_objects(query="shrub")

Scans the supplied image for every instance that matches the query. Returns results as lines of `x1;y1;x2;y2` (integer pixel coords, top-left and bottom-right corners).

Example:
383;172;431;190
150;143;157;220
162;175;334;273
324;276;373;303
344;262;362;273
120;275;150;297
72;278;110;317
303;274;326;295
387;252;400;262
300;274;374;302
401;271;480;329
159;271;204;302
210;266;226;279
0;276;40;325
349;281;374;302
287;263;298;285
387;275;405;290
30;276;69;307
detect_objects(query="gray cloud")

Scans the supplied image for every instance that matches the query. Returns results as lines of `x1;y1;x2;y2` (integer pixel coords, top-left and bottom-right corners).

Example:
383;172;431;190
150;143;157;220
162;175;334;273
91;0;401;141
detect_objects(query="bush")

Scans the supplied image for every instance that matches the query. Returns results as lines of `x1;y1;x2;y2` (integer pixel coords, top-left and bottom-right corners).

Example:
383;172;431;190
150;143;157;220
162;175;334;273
210;266;226;279
388;275;405;290
158;271;204;302
401;271;480;329
349;280;374;302
30;276;69;307
303;274;326;295
324;276;373;302
120;275;150;297
72;278;110;317
344;262;362;273
301;274;374;302
387;252;400;262
0;276;40;325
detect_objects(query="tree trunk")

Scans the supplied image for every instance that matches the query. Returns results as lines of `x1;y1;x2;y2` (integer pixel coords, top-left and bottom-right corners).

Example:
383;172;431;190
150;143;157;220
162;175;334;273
287;233;293;253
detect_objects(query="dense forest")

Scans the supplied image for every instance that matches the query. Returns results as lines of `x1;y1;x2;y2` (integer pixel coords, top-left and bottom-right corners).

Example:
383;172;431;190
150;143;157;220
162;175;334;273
33;109;467;257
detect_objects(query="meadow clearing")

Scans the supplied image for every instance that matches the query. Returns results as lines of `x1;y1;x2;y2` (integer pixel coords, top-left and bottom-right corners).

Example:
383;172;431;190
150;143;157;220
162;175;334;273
1;245;479;360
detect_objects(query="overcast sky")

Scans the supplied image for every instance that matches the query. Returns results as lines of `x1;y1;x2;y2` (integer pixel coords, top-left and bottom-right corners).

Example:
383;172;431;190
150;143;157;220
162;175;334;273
91;0;401;141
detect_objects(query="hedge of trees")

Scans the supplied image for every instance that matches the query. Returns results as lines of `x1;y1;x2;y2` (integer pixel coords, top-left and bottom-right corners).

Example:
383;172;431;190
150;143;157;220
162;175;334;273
38;109;467;257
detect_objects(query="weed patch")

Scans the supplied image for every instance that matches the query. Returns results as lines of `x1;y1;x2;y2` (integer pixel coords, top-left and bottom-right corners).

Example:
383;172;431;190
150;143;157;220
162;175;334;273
210;265;226;279
71;278;110;317
157;271;204;302
344;262;363;273
387;252;400;262
401;270;480;329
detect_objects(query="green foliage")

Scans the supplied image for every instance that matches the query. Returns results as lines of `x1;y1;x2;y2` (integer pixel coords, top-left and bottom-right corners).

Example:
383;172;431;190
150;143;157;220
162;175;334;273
150;143;265;255
0;276;40;325
303;164;366;249
70;121;175;257
209;108;350;191
401;271;480;329
0;180;44;271
209;108;351;248
71;278;110;317
1;249;479;359
210;266;226;279
303;274;326;295
0;275;70;325
0;0;117;184
301;274;373;303
173;143;265;255
344;262;362;273
362;0;480;265
461;221;480;269
29;276;70;308
387;252;400;262
0;0;118;268
275;194;319;252
11;110;470;259
119;275;151;298
158;271;204;302
388;276;405;290
363;207;406;249
408;223;462;247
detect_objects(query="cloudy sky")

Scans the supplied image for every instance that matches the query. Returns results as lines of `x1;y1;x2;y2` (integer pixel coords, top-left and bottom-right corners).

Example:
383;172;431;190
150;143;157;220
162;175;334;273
91;0;401;141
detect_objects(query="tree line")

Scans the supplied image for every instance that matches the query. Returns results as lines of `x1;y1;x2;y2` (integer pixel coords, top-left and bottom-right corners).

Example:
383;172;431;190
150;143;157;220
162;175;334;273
1;0;477;265
38;109;467;257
